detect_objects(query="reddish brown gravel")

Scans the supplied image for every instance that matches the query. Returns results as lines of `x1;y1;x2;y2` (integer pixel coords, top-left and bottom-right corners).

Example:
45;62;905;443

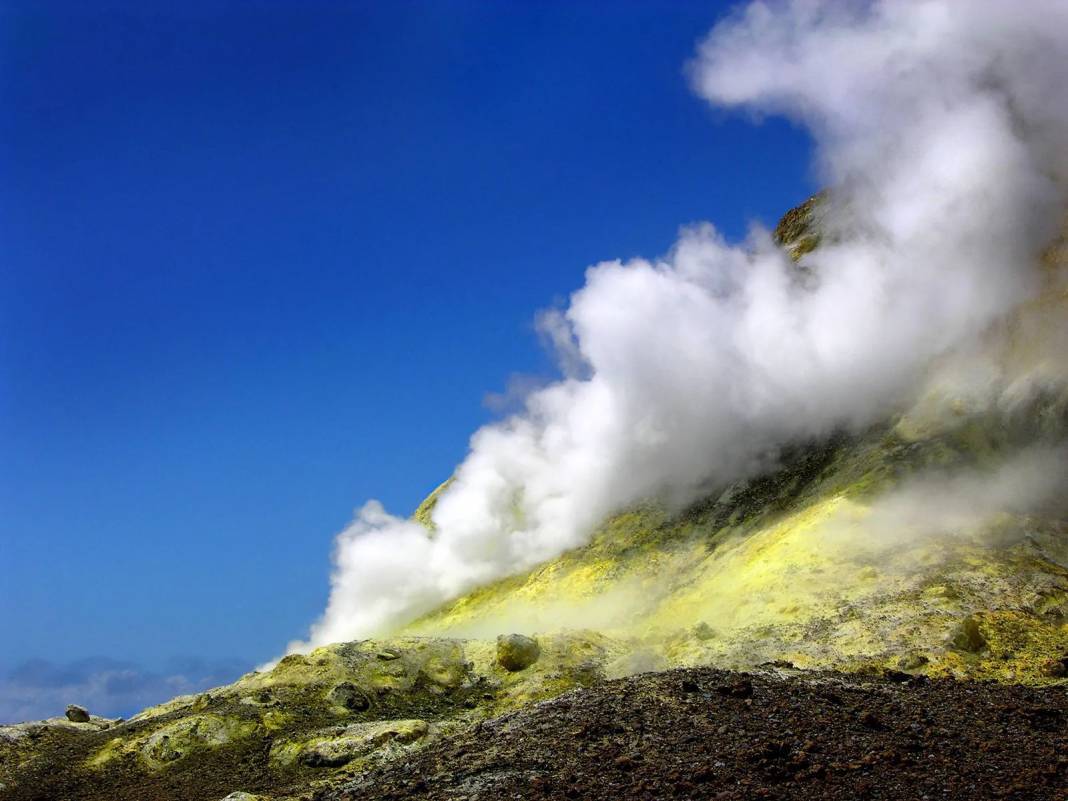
323;666;1068;801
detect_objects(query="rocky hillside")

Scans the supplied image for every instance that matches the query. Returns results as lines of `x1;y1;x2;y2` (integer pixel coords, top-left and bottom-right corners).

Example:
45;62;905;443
2;199;1066;801
0;633;625;801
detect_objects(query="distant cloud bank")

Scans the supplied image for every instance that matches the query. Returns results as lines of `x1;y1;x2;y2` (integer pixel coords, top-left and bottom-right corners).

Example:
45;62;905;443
0;656;247;724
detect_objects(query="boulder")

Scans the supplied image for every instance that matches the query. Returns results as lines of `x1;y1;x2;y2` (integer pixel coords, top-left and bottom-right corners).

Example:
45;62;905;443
140;715;258;768
496;634;541;672
65;704;90;723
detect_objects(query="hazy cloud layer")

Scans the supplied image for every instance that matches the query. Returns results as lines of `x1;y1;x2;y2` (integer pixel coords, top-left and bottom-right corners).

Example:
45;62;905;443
289;0;1068;653
0;657;246;724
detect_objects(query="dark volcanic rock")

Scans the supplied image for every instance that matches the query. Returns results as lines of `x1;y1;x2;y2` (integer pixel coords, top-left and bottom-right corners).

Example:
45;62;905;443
325;666;1068;801
65;705;90;723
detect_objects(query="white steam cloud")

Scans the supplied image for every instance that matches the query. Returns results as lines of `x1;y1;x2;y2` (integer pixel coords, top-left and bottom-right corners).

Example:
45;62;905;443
290;0;1068;653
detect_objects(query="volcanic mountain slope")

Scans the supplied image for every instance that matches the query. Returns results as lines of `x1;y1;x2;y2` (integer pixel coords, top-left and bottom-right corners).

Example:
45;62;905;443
401;196;1068;683
2;199;1067;801
401;418;1068;682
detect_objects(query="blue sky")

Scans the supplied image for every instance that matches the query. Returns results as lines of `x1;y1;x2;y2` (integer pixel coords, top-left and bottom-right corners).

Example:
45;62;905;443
0;0;812;718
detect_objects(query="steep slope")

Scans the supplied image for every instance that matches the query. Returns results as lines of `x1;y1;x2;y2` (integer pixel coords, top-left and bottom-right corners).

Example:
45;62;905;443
403;415;1068;682
402;198;1068;682
3;200;1066;801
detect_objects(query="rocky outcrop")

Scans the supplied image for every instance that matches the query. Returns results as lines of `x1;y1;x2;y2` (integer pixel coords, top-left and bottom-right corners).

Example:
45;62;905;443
772;191;826;258
65;705;90;723
0;633;621;801
278;719;429;769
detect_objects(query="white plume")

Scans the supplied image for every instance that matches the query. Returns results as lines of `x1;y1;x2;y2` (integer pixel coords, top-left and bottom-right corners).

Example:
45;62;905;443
288;0;1068;653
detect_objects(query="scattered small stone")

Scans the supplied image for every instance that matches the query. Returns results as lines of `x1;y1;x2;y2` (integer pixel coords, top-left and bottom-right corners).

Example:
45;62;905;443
881;669;913;683
693;767;716;783
496;633;541;672
65;704;90;723
716;677;753;698
857;709;880;728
